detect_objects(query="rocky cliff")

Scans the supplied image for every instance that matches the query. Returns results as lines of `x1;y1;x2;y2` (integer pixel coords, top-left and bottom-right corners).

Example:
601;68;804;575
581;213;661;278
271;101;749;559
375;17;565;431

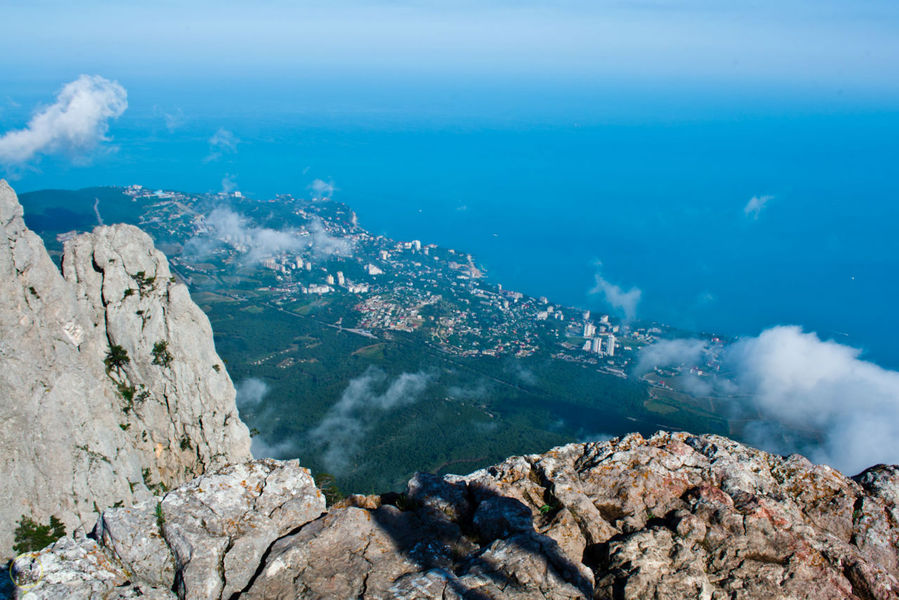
0;180;251;556
12;432;899;599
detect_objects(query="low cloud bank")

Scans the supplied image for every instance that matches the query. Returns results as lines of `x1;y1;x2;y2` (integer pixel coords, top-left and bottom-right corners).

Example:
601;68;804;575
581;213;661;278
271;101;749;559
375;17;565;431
308;367;433;473
0;75;127;168
636;325;899;474
183;207;352;265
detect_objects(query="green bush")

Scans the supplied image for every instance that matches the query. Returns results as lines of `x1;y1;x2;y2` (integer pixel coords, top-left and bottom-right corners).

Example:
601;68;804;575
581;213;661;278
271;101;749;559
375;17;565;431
133;271;156;294
13;515;66;554
151;340;173;367
104;344;130;373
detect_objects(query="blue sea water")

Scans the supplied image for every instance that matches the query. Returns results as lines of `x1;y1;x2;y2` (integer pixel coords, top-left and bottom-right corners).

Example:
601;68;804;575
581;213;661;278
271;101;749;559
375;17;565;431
4;76;899;368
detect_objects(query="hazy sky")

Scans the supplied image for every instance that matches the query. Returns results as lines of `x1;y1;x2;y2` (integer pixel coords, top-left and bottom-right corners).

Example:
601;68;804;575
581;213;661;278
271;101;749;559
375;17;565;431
3;0;899;97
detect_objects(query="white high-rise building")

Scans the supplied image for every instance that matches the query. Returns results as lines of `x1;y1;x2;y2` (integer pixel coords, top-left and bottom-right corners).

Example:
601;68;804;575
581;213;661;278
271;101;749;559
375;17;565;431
412;240;422;251
336;271;345;286
605;334;616;356
326;274;335;285
583;323;596;337
591;338;603;353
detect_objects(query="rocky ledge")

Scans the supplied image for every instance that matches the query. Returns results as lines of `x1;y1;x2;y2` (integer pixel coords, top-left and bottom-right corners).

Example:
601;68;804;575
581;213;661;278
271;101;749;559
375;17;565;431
12;431;899;599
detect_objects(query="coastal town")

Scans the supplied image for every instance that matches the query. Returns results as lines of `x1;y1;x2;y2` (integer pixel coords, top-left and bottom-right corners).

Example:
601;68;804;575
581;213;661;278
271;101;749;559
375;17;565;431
121;185;719;383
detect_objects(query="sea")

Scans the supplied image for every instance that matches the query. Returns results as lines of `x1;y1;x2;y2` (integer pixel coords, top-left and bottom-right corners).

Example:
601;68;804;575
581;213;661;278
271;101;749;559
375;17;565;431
4;75;899;368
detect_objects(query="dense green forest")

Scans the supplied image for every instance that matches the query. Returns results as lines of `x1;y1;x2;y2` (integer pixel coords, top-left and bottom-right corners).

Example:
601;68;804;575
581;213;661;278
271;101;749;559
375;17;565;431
209;296;728;493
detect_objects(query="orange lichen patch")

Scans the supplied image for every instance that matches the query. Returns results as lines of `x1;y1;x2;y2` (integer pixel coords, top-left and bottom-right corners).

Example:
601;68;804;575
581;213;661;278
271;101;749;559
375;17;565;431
333;495;382;511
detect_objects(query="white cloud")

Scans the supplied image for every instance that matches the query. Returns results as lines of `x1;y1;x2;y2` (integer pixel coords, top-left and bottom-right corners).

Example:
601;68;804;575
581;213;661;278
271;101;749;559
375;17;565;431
0;75;127;167
309;178;335;198
589;267;642;321
164;108;185;133
183;207;353;265
251;436;296;460
448;380;491;400
307;218;353;260
633;338;709;376
236;377;270;410
221;173;237;194
308;367;433;473
744;194;774;219
638;326;899;475
204;127;238;162
505;360;538;385
725;326;899;474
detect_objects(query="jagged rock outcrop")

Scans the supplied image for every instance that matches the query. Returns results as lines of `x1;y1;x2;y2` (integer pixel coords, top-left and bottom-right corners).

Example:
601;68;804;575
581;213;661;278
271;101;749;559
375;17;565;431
0;180;251;556
14;432;899;599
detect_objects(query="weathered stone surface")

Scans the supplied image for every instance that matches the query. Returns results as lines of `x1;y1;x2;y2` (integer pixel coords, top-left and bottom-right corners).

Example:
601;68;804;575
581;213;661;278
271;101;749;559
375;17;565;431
0;180;251;556
14;460;324;600
19;432;899;599
161;460;325;599
94;499;175;588
9;535;175;600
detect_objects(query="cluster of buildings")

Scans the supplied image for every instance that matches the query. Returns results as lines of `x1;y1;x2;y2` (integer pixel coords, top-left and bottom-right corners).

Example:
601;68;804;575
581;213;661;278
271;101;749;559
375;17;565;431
579;311;618;357
126;185;645;369
354;291;434;332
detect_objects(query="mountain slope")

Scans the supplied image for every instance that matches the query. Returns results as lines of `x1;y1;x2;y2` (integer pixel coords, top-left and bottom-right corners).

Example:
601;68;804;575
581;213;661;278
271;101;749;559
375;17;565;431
0;180;251;556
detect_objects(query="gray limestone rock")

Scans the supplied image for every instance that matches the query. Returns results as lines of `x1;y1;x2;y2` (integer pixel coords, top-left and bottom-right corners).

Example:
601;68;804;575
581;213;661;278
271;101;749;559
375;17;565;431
14;459;324;600
0;180;251;557
16;432;899;600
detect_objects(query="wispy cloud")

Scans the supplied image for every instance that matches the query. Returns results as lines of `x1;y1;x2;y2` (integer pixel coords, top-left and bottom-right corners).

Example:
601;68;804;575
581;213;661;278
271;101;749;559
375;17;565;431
183;206;352;265
308;367;433;473
504;360;538;385
164;108;185;133
448;380;491;400
744;194;774;220
309;178;335;198
589;265;641;321
0;75;127;169
220;173;237;194
236;377;270;410
204;127;239;162
307;218;353;260
636;326;899;475
251;436;296;460
633;338;709;376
